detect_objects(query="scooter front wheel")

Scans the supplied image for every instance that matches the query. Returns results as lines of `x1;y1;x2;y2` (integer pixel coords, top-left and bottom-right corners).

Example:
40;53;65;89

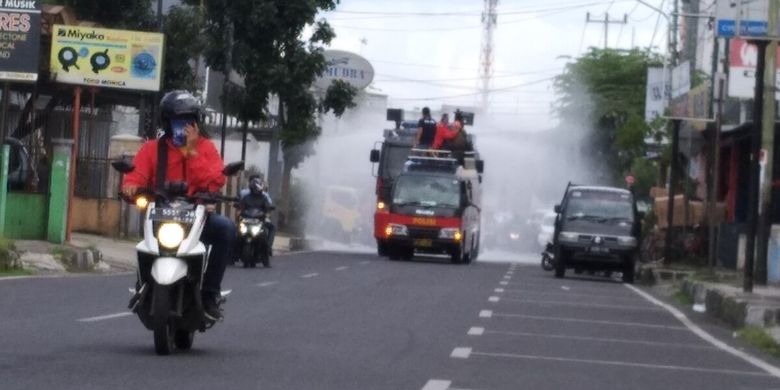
152;283;174;355
541;254;554;271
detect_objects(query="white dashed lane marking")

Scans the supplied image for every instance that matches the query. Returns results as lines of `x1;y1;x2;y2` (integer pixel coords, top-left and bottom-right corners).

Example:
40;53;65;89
488;296;501;303
421;379;451;390
479;310;493;318
335;266;349;271
257;281;278;287
301;273;319;278
77;312;133;322
468;327;485;336
494;288;504;293
451;347;472;359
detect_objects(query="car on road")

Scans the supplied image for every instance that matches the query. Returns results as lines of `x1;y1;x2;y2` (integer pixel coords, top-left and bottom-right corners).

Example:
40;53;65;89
552;184;641;283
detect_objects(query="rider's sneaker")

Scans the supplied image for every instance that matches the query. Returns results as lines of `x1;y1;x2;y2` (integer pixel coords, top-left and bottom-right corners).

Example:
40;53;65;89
202;293;223;322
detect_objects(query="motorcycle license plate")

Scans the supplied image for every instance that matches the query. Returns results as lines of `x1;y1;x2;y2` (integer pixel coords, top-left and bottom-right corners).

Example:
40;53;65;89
588;246;610;254
150;207;196;224
242;218;261;224
414;239;433;247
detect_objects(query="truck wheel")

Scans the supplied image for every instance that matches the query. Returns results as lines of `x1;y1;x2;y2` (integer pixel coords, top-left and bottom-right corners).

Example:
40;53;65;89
377;241;388;257
622;258;635;284
554;248;566;279
388;245;401;261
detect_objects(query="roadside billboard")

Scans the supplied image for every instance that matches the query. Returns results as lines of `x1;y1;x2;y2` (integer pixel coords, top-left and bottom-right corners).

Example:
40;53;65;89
0;1;41;82
644;67;667;121
315;50;374;90
49;25;164;92
728;38;780;99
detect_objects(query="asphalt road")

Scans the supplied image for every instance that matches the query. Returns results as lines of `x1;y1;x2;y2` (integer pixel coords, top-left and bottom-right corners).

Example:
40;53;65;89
2;250;780;390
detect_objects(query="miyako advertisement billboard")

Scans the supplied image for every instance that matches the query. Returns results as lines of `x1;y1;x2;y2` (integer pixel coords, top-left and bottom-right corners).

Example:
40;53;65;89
49;25;164;92
0;1;41;82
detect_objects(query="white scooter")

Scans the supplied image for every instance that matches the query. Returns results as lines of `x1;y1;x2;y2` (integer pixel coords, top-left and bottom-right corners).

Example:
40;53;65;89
112;160;243;355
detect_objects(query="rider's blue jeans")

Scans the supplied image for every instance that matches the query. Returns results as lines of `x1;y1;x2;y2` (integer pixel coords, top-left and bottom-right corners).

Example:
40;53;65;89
201;213;237;294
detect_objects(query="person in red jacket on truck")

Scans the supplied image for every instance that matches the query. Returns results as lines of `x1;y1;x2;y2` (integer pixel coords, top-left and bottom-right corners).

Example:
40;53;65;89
122;90;236;321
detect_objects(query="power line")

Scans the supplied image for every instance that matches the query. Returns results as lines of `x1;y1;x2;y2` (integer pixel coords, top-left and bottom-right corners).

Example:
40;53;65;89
329;1;628;17
389;76;557;101
328;1;636;32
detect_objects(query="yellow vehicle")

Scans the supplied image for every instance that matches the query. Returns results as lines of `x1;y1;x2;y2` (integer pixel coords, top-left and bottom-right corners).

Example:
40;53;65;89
320;185;365;243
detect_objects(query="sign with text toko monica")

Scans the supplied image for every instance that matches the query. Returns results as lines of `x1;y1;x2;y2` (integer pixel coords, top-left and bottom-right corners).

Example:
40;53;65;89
315;50;374;90
49;25;164;92
0;0;41;82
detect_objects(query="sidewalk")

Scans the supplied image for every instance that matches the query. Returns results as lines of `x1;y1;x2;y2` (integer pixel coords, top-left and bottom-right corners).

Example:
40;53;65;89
15;232;295;274
641;263;780;341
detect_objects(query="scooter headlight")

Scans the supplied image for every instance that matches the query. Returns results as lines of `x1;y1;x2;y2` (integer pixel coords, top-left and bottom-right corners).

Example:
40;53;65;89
135;196;149;210
251;225;262;236
158;223;185;249
239;223;248;234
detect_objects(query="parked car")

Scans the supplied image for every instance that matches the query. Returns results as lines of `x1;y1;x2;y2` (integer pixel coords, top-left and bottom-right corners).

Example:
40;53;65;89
552;184;642;283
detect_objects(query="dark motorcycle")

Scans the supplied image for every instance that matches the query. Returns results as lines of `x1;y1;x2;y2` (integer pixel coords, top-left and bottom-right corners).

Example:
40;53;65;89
238;208;271;268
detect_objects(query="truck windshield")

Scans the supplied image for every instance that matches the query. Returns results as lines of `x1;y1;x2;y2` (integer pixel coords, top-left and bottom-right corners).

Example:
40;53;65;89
381;144;412;180
393;175;461;208
565;190;634;222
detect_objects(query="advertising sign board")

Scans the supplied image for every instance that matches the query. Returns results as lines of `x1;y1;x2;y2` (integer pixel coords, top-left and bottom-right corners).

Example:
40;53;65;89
716;0;774;38
728;38;780;99
49;25;164;92
0;0;41;82
645;67;667;121
315;50;374;90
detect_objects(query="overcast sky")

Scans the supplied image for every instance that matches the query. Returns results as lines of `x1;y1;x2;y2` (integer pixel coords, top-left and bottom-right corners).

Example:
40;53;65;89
319;0;671;130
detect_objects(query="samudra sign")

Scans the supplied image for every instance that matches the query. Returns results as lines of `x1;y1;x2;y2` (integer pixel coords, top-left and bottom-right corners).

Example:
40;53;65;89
315;50;374;90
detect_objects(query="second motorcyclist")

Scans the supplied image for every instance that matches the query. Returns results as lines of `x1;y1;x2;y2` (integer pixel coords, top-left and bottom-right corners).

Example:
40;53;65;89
238;176;276;259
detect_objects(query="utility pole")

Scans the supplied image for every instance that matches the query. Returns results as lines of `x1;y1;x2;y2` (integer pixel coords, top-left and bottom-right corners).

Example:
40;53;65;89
586;12;628;49
756;0;779;285
479;0;498;113
745;40;768;293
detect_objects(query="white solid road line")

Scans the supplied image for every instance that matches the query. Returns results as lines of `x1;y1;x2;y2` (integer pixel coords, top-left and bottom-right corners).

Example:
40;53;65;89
421;379;451;390
77;312;133;322
495;297;663;312
301;273;319;278
491;313;688;330
451;347;472;359
257;281;278;287
484;329;716;350
335;266;349;271
470;351;770;377
626;284;780;379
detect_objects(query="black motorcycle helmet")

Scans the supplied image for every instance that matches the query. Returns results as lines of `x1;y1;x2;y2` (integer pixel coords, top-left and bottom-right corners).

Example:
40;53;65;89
159;90;201;136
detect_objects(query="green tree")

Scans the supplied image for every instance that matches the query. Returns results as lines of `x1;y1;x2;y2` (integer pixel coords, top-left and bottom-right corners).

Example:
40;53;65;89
195;0;357;224
43;0;155;30
162;5;204;91
554;48;663;186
